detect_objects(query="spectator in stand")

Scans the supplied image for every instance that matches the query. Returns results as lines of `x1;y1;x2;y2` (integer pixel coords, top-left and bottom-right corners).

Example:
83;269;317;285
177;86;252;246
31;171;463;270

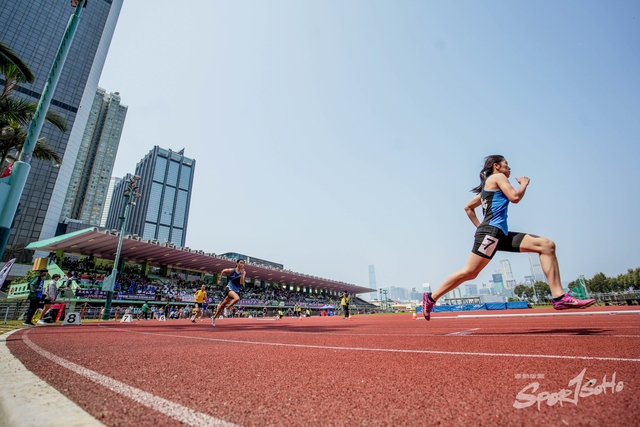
23;269;48;326
38;274;60;324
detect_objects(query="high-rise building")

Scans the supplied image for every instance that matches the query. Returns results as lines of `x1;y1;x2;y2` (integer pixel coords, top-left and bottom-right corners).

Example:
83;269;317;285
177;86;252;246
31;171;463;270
422;283;431;293
409;288;422;300
100;177;122;227
492;273;505;294
389;286;406;301
60;88;127;226
464;283;478;297
368;265;377;300
500;259;517;289
0;0;124;261
105;147;195;247
527;253;547;283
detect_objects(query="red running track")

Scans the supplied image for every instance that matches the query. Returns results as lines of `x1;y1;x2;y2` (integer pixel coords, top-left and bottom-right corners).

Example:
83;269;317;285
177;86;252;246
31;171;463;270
7;310;640;427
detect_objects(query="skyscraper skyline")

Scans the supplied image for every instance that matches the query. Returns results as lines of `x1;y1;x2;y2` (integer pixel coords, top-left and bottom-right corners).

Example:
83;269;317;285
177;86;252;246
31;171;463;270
0;0;124;262
492;273;505;295
100;177;122;227
61;88;127;226
105;147;195;247
500;259;517;289
528;253;547;283
368;265;377;301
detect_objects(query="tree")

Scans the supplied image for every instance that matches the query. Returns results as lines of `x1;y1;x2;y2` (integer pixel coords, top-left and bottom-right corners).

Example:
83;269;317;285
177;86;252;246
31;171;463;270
0;41;65;169
533;281;551;300
513;284;533;299
587;272;608;293
0;42;34;86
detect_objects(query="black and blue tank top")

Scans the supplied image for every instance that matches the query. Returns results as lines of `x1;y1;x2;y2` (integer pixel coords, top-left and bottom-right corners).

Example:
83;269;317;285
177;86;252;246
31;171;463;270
479;187;509;235
228;269;242;286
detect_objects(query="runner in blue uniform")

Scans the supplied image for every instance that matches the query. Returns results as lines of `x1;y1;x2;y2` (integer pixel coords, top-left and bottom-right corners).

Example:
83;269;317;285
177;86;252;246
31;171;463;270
422;155;595;320
212;259;246;327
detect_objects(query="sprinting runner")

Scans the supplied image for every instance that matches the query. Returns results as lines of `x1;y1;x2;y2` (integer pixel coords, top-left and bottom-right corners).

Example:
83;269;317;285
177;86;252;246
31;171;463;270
191;284;207;323
422;155;595;320
201;299;209;321
212;259;246;327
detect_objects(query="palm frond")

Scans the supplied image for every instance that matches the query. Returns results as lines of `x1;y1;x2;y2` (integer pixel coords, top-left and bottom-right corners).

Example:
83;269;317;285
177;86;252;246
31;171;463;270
33;138;62;166
0;97;67;132
0;42;34;83
0;97;37;127
44;108;67;132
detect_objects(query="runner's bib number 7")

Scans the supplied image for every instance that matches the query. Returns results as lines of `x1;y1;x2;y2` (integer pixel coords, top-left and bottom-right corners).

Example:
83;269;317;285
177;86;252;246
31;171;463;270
478;235;499;257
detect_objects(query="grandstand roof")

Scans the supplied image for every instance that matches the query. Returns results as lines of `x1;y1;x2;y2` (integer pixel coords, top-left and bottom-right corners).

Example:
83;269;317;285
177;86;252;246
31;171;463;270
26;228;375;295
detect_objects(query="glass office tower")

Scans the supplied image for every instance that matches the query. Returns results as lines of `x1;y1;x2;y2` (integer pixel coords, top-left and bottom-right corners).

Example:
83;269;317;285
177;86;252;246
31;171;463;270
105;147;195;247
0;0;124;261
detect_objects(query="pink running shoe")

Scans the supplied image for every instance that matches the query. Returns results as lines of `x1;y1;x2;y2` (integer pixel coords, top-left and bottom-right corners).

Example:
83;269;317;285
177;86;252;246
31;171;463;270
422;292;435;320
552;291;596;310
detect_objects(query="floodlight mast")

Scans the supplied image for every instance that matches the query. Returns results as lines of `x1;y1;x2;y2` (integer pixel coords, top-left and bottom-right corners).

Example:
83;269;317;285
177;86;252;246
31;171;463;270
101;176;141;320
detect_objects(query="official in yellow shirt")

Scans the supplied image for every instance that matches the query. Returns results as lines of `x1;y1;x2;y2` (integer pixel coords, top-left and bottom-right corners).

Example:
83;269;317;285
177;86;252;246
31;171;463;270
341;291;350;319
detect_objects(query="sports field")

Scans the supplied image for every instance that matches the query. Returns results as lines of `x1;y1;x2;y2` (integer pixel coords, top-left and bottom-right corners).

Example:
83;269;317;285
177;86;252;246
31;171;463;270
3;308;640;426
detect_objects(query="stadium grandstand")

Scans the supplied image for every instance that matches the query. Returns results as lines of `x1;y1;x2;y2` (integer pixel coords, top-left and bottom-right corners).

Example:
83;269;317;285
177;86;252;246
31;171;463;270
15;227;377;317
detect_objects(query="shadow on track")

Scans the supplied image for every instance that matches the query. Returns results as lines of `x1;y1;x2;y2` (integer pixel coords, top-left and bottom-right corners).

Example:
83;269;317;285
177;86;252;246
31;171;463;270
475;328;613;336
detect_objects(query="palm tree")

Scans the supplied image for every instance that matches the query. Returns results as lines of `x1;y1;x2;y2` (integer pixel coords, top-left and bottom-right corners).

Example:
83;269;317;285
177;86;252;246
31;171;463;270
0;41;66;169
0;42;34;85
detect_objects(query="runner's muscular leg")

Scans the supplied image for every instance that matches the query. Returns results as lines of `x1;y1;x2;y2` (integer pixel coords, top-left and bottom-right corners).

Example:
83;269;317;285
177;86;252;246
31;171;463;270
213;296;232;319
225;291;240;310
432;253;491;301
519;234;563;298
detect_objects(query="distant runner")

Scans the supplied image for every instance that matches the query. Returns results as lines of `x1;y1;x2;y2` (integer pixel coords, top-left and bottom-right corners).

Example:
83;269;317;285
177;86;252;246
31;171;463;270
191;284;207;323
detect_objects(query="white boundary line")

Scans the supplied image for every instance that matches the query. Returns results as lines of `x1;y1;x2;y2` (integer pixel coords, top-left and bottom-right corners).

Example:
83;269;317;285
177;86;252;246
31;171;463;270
446;328;480;336
436;310;640;319
21;333;239;427
0;330;105;427
99;327;640;363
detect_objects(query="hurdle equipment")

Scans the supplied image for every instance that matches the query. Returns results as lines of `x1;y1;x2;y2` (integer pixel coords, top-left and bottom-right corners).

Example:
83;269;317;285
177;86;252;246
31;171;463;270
120;313;134;323
61;312;81;326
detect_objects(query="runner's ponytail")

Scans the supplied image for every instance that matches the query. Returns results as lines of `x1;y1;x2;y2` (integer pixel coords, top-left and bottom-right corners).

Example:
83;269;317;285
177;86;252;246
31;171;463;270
471;155;505;194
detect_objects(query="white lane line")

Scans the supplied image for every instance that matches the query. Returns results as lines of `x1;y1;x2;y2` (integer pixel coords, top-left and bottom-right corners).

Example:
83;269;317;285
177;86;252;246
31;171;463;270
22;334;239;427
451;310;640;319
446;328;480;336
99;327;640;363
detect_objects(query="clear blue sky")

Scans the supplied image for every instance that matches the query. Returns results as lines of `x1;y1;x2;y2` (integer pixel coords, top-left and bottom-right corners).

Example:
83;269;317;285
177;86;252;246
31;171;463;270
100;1;640;293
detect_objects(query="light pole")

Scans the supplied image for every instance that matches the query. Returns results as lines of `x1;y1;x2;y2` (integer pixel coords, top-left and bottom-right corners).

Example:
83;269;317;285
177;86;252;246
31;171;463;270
101;175;141;320
381;289;389;312
0;1;88;260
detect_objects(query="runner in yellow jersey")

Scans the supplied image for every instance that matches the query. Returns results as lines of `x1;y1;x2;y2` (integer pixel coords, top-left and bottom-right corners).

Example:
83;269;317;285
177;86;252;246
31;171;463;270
191;284;207;323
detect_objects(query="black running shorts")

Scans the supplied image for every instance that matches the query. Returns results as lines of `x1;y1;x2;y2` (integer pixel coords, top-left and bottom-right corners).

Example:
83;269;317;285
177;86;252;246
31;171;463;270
472;225;527;260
